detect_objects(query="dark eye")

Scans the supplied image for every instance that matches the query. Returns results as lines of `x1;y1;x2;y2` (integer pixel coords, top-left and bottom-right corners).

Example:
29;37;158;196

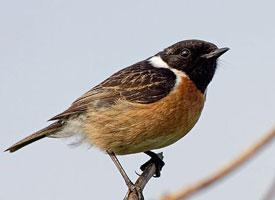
180;49;191;58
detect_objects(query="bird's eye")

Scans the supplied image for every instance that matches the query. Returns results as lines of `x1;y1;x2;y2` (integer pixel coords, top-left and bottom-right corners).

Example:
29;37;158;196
180;49;191;58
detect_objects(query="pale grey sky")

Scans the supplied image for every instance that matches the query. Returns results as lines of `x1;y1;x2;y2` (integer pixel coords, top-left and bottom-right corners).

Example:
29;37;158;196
1;0;275;199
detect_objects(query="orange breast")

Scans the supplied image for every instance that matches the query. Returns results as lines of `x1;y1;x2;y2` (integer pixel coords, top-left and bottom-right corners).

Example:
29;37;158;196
84;76;205;155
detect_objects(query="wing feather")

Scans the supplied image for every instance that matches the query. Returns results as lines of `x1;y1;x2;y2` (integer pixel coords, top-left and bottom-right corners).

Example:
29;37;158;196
49;61;176;121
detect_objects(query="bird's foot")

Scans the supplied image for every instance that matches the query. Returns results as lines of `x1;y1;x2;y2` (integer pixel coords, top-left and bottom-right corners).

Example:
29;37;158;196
140;151;165;177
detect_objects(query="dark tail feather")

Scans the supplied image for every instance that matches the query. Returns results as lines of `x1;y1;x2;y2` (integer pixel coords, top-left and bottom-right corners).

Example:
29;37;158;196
5;121;63;153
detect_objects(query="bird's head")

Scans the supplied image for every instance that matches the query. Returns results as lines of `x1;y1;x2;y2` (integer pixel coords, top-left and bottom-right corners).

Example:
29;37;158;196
158;39;229;93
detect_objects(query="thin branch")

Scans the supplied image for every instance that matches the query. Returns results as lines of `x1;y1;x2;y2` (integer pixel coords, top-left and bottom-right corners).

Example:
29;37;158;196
124;153;164;200
262;175;275;200
161;126;275;200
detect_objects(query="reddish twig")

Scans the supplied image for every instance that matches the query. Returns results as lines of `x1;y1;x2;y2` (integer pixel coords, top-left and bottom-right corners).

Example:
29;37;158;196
161;126;275;200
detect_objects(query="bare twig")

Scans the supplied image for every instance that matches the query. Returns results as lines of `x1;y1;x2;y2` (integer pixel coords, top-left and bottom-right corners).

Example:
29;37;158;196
124;153;164;200
262;175;275;200
161;126;275;200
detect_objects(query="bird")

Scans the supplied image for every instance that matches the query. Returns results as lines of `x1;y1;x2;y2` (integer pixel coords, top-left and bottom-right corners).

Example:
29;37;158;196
5;39;229;190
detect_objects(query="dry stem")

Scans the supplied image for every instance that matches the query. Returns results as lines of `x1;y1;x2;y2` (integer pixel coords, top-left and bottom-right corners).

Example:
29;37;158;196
161;126;275;200
124;153;164;200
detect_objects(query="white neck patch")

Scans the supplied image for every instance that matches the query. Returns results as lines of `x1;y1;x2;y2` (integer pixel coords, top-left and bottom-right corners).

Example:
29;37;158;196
149;55;170;69
148;55;187;86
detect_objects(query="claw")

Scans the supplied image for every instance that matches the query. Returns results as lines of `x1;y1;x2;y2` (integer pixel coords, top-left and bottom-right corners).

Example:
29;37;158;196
135;170;141;176
140;152;165;177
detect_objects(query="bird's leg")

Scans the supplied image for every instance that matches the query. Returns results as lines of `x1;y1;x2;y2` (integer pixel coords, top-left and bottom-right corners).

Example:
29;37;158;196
140;151;165;177
107;151;136;191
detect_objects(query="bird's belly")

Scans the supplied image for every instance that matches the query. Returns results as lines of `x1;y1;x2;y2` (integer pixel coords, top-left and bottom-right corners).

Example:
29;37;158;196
84;77;205;155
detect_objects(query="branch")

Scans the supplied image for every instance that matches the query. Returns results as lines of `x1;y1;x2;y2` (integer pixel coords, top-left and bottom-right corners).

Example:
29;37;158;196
262;175;275;200
161;126;275;200
124;153;164;200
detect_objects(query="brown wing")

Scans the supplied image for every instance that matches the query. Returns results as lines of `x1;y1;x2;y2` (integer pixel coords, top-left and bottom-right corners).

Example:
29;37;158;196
49;61;176;121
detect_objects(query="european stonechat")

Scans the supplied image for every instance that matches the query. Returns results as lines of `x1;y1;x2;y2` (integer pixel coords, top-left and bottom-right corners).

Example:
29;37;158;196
6;39;229;189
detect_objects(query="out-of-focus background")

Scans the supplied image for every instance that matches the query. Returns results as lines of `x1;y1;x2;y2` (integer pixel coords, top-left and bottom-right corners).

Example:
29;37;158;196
1;1;275;199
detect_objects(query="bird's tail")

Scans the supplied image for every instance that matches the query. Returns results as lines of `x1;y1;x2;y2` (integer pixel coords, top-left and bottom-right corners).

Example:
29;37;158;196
5;121;63;153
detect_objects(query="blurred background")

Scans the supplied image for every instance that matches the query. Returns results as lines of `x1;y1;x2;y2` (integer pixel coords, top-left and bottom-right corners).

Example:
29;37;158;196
1;0;275;199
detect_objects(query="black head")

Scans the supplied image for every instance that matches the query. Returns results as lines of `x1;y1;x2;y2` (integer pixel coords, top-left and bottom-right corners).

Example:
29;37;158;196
158;39;229;93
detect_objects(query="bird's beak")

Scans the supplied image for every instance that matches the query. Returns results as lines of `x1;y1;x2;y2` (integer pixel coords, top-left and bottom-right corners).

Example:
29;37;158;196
201;47;230;59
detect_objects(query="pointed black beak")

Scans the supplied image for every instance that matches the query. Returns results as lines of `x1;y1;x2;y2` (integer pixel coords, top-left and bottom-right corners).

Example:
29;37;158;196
201;47;230;59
